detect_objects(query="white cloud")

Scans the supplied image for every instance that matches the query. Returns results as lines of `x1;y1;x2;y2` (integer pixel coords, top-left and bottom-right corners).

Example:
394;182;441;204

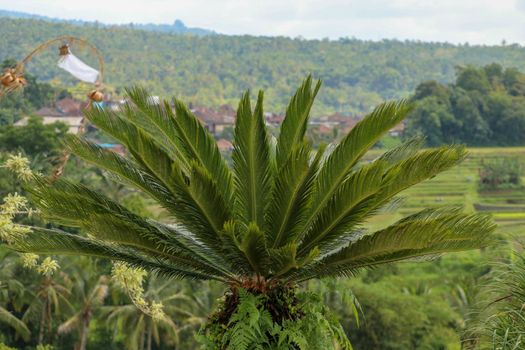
1;0;525;44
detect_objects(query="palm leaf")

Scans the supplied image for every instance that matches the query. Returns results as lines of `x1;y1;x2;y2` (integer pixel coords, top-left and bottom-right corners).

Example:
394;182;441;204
294;207;495;281
297;100;410;240
0;306;30;341
276;76;321;167
232;91;273;229
239;223;269;275
12;227;221;281
299;160;388;256
267;142;312;248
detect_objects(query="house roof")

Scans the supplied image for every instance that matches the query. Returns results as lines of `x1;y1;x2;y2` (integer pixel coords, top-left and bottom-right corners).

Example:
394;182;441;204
217;138;233;151
55;98;84;116
35;107;63;118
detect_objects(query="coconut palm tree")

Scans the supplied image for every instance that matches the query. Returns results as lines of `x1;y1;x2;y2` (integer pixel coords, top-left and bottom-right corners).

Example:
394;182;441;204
22;272;72;345
103;275;184;350
11;77;495;347
57;258;109;350
0;250;30;342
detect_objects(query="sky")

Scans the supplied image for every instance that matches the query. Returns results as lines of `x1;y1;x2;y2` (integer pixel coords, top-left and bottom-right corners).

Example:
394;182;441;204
2;0;525;45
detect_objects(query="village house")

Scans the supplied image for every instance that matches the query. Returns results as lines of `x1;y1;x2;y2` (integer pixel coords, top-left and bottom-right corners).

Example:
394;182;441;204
191;105;235;135
14;98;87;133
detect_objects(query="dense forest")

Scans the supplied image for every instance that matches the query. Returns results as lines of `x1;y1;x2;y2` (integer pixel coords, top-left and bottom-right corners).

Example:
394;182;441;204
3;16;525;114
405;64;525;146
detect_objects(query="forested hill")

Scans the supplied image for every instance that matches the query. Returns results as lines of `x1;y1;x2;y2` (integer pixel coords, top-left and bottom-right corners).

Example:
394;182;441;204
2;16;525;114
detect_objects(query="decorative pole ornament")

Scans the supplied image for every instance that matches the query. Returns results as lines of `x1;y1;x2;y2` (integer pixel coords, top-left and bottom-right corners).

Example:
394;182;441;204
0;36;105;101
0;67;27;94
59;44;70;56
0;36;106;179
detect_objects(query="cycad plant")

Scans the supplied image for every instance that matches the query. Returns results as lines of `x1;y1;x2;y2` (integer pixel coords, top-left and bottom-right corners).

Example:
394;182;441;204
10;77;495;348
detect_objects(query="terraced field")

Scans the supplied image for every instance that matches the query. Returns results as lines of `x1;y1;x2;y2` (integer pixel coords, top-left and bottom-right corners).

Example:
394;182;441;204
366;147;525;236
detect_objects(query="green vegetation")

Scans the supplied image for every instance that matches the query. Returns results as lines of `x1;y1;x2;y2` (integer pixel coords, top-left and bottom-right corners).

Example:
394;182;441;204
464;251;525;349
0;60;54;125
1;78;496;349
406;64;525;146
479;157;522;191
5;17;525;114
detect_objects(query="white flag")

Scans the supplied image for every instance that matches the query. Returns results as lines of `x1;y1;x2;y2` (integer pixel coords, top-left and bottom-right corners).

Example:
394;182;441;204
57;51;99;83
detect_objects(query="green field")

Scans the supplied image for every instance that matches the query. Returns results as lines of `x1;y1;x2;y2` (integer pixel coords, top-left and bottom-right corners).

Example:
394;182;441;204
365;147;525;236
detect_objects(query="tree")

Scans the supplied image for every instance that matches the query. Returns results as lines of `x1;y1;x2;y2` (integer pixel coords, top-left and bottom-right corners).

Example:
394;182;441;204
0;307;30;342
103;275;181;350
0;117;68;159
0;250;31;343
10;77;495;348
406;64;525;146
22;272;72;345
0;59;54;125
405;96;459;146
456;66;491;93
57;258;109;350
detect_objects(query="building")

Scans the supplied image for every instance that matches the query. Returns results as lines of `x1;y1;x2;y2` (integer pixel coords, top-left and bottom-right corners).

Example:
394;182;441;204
191;106;235;135
15;115;84;134
14;98;87;134
216;139;234;152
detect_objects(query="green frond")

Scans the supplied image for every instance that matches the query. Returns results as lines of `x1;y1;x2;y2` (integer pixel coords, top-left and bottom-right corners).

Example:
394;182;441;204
299;160;388;256
232;91;273;229
376;136;424;164
276;76;321;167
186;161;232;247
375;145;467;207
64;135;177;208
300;100;411;244
79;105;231;247
239;222;269;275
27;178;234;279
123;87;189;167
286;143;327;242
0;307;30;341
83;105;142;152
269;244;319;278
171;98;233;203
295;207;495;281
220;221;255;275
84;105;183;195
267;142;312;248
13;227;221;281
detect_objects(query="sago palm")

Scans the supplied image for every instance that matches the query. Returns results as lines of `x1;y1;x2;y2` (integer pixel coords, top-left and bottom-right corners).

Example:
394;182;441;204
10;76;495;348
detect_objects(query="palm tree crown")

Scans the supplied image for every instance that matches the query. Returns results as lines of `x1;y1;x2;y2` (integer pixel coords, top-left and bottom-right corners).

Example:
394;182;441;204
12;76;495;290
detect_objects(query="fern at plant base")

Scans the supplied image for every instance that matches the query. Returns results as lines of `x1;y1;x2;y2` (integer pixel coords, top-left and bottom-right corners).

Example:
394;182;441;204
198;286;351;350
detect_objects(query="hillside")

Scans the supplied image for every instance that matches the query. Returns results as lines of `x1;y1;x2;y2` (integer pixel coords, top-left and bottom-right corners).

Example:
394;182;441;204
2;17;525;114
0;9;215;35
